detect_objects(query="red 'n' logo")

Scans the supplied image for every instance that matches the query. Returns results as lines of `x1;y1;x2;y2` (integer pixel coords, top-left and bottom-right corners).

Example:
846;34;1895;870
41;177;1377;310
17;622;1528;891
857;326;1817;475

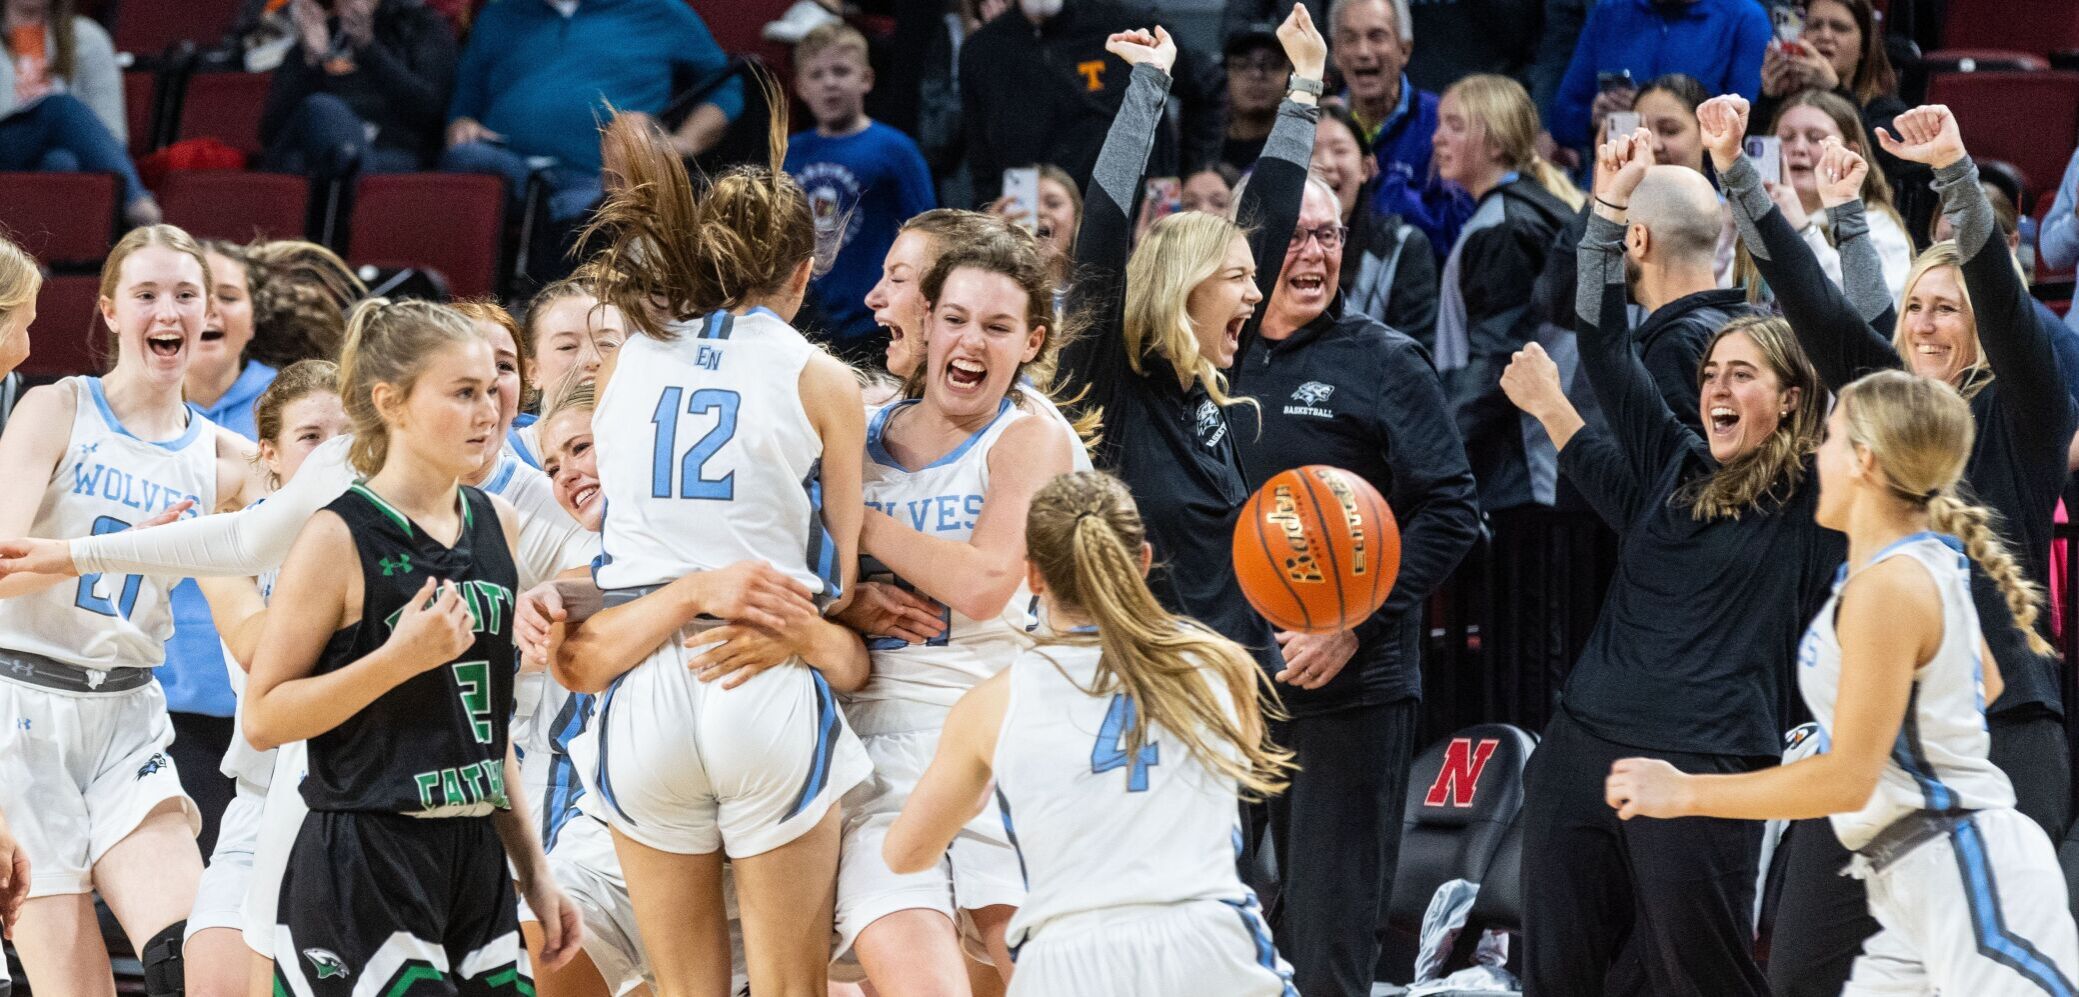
1423;737;1499;808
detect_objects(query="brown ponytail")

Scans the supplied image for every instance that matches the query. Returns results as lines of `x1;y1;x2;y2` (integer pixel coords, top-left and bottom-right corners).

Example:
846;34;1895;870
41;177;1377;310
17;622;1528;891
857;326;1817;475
1026;472;1294;800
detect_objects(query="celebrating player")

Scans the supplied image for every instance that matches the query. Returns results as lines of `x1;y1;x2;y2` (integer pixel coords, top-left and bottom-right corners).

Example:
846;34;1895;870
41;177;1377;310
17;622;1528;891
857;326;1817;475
885;470;1297;996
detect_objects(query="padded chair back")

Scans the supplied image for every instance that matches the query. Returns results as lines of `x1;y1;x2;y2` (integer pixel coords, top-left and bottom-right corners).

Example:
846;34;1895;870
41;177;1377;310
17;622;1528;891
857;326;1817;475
1465;809;1526;934
1938;0;2079;57
1387;724;1537;932
175;71;275;158
24;275;107;379
1925;71;2079;208
0;173;117;265
348;173;506;299
159;171;311;243
113;0;243;57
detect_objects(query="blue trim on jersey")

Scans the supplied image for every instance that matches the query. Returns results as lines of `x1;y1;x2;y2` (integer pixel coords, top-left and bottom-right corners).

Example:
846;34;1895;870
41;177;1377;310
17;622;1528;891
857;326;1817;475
541;691;595;852
1219;895;1299;997
745;306;783;323
1951;816;2079;995
994;785;1030;888
593;673;635;825
484;453;521;495
1892;685;1958;811
801;463;842;601
506;426;541;470
783;670;842;821
865;397;1015;472
513;412;538;428
85;376;206;450
696;312;736;340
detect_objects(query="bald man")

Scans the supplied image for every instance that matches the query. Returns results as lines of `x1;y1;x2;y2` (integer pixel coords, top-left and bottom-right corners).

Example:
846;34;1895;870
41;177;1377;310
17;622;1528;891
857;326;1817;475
1607;163;1755;432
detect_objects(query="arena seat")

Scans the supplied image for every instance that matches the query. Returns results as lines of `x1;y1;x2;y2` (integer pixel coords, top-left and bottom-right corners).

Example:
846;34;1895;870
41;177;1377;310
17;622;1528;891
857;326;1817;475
123;69;161;157
174;71;275;159
1924;71;2079;216
112;0;244;58
1466;809;1525;934
0;172;118;265
348;173;506;299
1928;0;2079;62
1386;724;1537;934
159;171;311;243
25;275;107;379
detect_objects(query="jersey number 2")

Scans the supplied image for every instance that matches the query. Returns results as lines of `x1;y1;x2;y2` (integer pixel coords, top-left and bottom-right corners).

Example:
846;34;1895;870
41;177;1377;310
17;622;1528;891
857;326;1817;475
75;516;142;619
451;660;494;744
1091;693;1160;792
650;387;740;500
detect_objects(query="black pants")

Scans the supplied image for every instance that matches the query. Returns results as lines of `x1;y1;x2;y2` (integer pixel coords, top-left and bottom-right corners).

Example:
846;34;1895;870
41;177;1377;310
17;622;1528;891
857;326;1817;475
1764;710;2070;996
1520;711;1771;997
1258;699;1419;997
169;711;236;857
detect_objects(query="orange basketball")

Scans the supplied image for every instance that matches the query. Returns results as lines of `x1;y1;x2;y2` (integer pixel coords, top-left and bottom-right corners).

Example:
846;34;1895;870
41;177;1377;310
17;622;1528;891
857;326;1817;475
1232;465;1400;635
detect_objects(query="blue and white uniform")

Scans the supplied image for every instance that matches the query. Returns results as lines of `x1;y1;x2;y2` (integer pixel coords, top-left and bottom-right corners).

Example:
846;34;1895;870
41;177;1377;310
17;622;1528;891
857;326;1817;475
185;531;280;942
587;308;869;858
992;639;1296;996
833;397;1034;963
1798;532;2079;996
0;377;216;898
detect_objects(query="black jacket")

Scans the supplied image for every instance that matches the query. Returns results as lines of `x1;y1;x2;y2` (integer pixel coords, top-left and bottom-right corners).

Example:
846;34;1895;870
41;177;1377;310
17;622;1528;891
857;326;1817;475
959;1;1223;204
1340;184;1440;353
258;0;457;162
1234;302;1480;714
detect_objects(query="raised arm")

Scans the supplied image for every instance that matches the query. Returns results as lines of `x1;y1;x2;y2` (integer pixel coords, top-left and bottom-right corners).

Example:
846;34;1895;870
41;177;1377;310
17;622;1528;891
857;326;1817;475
1231;5;1327;389
1700;95;1897;391
1813;140;1897;326
1879;105;2075;456
885;669;1007;874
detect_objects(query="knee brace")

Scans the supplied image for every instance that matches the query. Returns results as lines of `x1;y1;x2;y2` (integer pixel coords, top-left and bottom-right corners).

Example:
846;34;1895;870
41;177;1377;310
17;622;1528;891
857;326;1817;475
141;919;186;997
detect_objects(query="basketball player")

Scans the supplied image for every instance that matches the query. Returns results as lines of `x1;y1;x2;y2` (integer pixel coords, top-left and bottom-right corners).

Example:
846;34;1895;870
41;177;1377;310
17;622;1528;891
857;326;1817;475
1495;130;1842;995
830;231;1076;993
507;280;627;470
243;298;580;994
0;225;292;997
550;104;873;997
1607;370;2079;995
886;470;1298;996
0;233;39;979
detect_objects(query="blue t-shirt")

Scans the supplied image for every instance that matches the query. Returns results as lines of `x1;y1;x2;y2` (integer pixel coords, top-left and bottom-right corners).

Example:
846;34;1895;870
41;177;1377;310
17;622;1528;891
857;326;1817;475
1549;0;1771;147
784;121;937;342
161;359;277;718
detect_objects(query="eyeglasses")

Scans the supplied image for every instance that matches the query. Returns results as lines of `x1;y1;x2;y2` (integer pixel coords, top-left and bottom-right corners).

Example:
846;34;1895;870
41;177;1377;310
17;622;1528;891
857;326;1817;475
1225;56;1288;76
1289;224;1348;250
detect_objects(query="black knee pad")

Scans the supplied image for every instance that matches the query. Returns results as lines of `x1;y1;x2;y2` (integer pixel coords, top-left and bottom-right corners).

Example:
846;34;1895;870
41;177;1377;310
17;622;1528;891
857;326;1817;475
141;919;186;997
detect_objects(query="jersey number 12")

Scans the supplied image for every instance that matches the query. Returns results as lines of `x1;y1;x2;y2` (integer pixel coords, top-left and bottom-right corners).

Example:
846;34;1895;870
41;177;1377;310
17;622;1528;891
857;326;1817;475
650;387;741;500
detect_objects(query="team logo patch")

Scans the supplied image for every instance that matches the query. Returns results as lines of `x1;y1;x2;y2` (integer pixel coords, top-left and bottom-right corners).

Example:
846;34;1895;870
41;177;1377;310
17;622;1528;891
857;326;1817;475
1291;381;1335;405
379;553;413;577
1422;737;1499;808
134;753;168;780
1194;399;1227;447
303;948;350;980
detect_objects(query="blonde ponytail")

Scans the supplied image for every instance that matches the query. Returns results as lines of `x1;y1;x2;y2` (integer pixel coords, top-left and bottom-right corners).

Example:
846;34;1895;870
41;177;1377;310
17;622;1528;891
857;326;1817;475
1027;472;1295;800
1927;491;2054;657
337;298;484;477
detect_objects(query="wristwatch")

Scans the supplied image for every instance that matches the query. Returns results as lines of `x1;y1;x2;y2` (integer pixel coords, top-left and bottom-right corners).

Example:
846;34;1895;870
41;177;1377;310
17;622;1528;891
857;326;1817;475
1287;74;1325;97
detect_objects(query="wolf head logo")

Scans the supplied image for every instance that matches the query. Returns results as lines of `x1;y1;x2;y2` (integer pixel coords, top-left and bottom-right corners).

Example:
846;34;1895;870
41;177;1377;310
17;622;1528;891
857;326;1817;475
134;753;168;780
1291;381;1335;406
304;948;350;980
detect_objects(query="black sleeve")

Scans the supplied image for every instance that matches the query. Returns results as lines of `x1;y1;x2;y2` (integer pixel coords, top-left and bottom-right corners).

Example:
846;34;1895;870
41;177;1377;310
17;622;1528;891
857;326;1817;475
1719;152;1900;390
259;54;319;147
1229;95;1321;391
1059;63;1172;418
1364;337;1480;628
1533;205;1591;333
351;9;458;140
1576;212;1697;497
1556;426;1642;529
1937;157;2077;457
1385;225;1439;350
1639;321;1710;436
959;35;1001;204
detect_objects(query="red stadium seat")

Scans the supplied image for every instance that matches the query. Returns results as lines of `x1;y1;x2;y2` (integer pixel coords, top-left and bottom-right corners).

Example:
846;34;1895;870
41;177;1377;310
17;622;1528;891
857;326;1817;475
112;0;244;57
1934;0;2079;61
348;173;506;299
0;172;118;265
175;72;275;159
158;171;311;243
24;275;107;379
123;70;159;157
1925;71;2079;216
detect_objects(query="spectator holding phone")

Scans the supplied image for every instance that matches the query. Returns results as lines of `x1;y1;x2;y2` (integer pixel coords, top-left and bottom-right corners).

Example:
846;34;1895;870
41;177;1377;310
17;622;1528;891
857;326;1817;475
1547;0;1771;150
1771;88;1912;298
1753;0;1921;237
0;0;158;226
259;0;457;180
1329;0;1472;261
990;163;1081;300
1311;102;1437;348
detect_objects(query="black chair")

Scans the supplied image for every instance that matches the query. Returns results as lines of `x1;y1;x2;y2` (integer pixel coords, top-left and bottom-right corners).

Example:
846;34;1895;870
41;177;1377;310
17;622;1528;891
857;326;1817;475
1386;723;1538;935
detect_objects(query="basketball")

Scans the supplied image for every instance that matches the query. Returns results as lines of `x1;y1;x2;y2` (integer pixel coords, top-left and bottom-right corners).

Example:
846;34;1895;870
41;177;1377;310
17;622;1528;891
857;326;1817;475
1232;465;1400;635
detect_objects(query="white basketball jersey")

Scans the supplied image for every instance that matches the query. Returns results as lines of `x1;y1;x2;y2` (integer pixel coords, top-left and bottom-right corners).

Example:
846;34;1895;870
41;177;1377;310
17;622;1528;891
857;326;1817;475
994;640;1253;948
594;309;836;596
1797;532;2016;850
850;398;1035;720
0;377;216;671
1015;381;1093;473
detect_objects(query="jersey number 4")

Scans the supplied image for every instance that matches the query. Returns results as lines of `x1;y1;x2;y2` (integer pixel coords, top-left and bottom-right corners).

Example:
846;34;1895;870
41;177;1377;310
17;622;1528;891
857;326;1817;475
75;516;143;619
1091;693;1161;792
650;387;741;500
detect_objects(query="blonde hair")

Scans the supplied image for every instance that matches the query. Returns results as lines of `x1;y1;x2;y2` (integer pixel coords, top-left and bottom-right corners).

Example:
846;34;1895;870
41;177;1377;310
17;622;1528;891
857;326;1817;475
246;240;367;367
0;234;42;347
251;359;339;487
98;224;214;365
1441;75;1584;210
1678;316;1825;520
1124;212;1253;409
1026;472;1295;800
795;21;869;66
540;367;597;432
586;71;817;340
1838;370;2052;656
337;299;484;476
1893;242;1994;400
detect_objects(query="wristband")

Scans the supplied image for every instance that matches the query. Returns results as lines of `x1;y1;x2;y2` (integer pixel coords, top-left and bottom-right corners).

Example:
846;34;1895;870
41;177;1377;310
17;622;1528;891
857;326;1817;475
1595;195;1628;211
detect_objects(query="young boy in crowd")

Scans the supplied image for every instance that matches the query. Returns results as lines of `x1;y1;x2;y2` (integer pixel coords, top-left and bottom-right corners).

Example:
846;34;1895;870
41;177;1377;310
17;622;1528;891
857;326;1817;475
784;22;937;365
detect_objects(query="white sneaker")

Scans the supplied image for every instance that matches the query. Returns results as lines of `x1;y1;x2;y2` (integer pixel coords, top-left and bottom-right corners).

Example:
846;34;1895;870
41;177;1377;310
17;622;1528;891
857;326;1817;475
762;0;841;43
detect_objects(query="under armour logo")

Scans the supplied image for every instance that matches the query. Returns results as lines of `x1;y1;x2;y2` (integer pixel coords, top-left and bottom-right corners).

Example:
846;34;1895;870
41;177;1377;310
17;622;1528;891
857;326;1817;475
135;753;168;780
303;948;350;980
1291;381;1335;405
380;554;412;577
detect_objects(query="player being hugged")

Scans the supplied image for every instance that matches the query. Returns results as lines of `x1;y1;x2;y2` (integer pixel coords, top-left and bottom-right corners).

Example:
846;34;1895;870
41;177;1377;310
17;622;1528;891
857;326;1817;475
545;95;873;996
1607;370;2079;994
886;471;1298;996
242;299;580;995
0;224;280;997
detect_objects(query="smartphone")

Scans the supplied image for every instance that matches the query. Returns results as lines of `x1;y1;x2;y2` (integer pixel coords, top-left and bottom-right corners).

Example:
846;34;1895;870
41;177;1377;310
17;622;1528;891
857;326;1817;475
1606;111;1641;141
1144;177;1183;222
1596;69;1634;93
1002;167;1040;235
1771;4;1804;44
1745;136;1785;184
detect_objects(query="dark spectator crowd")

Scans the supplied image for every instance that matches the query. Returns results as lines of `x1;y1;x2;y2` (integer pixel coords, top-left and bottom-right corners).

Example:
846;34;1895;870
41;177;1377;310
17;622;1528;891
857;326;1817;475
5;0;2079;994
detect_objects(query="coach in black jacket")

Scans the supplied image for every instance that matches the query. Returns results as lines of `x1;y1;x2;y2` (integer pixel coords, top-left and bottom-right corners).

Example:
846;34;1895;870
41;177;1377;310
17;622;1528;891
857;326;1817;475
1234;177;1481;997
